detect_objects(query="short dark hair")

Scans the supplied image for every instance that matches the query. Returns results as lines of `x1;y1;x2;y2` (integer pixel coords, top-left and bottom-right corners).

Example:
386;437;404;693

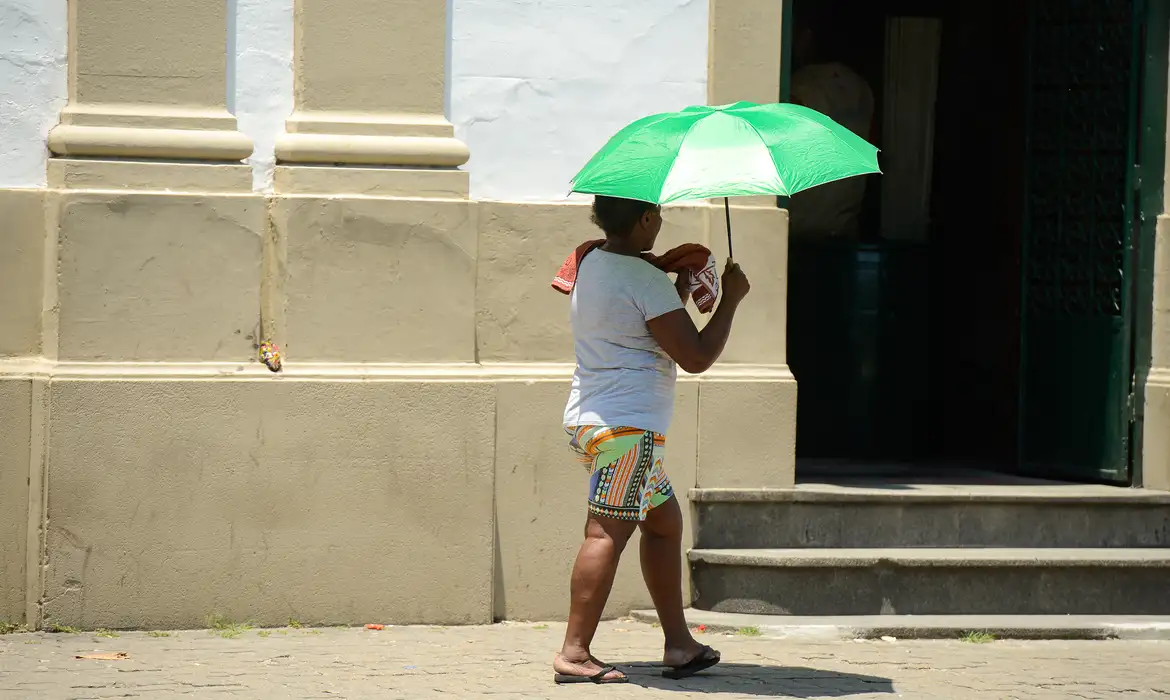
590;195;657;238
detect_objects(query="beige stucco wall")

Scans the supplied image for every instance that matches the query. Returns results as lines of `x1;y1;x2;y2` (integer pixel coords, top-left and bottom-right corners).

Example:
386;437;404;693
1138;53;1170;491
0;190;46;359
1;193;792;628
0;379;32;625
273;197;478;362
56;194;263;362
41;379;495;629
1142;214;1170;490
1144;378;1170;490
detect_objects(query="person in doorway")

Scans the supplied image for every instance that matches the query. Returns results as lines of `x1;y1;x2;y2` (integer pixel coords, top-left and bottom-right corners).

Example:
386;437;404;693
552;195;751;684
787;7;876;240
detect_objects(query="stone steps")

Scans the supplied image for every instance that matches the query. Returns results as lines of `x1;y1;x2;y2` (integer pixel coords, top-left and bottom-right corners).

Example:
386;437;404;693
689;547;1170;616
691;486;1170;549
685;485;1170;618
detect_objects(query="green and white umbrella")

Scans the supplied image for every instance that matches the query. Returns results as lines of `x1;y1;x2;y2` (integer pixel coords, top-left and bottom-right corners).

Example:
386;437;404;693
570;101;880;256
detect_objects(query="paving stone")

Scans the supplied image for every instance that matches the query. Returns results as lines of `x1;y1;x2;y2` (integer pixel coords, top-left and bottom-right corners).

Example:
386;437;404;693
0;620;1167;698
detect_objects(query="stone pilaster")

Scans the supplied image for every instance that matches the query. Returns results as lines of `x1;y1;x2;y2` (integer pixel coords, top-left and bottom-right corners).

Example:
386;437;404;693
706;1;784;209
707;0;783;106
274;0;469;196
700;1;794;488
1143;215;1170;490
47;0;253;188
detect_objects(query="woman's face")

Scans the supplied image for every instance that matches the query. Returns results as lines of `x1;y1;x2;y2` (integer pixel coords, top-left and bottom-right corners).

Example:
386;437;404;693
631;205;663;251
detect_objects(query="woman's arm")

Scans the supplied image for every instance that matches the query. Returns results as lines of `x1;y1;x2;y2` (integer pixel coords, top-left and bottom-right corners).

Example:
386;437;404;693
648;260;751;374
647;300;739;374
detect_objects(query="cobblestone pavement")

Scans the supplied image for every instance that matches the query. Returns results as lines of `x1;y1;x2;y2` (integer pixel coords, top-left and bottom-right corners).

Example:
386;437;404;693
2;619;1168;699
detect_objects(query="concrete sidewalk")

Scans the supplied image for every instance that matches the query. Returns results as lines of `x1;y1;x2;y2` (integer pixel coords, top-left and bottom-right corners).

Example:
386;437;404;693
1;619;1168;699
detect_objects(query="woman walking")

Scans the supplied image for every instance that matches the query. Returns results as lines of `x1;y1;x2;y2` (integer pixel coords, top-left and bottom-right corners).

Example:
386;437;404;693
553;195;751;684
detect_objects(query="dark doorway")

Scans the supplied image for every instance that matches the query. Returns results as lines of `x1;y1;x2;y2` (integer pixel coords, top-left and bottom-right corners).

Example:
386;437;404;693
785;0;1160;483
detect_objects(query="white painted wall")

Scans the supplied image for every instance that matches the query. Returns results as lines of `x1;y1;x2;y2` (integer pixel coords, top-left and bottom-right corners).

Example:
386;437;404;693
449;0;709;201
0;0;66;188
0;0;707;200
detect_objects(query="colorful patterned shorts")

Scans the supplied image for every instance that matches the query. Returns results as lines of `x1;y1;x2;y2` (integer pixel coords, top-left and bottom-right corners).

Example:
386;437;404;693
566;425;674;522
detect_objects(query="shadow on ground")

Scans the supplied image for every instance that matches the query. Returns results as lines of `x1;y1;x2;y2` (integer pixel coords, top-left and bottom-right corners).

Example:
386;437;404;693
612;661;894;697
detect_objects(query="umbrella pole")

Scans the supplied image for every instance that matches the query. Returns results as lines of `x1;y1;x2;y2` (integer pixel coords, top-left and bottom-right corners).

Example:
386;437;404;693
724;197;734;260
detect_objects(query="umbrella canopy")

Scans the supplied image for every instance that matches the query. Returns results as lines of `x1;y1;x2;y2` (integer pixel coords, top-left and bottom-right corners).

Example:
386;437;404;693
570;101;880;205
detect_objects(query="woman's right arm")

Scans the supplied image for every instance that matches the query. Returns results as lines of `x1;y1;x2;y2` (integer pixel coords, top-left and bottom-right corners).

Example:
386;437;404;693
647;260;750;374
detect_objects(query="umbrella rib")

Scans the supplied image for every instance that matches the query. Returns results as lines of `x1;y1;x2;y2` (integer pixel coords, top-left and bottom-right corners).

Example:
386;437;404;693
738;118;794;195
654;114;712;204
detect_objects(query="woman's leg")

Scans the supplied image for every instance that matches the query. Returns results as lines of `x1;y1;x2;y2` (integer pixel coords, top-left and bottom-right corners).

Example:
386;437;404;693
638;495;714;666
555;513;638;679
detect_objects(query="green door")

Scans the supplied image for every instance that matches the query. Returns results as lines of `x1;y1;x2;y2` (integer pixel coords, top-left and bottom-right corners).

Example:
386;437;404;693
1019;0;1144;482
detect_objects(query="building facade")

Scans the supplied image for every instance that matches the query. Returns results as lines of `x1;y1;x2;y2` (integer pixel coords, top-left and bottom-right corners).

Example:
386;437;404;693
2;0;1169;630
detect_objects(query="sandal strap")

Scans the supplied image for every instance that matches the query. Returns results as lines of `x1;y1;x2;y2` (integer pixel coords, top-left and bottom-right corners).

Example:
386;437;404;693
590;665;618;682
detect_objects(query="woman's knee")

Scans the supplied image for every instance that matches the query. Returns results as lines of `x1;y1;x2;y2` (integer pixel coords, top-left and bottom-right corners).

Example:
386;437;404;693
584;514;638;552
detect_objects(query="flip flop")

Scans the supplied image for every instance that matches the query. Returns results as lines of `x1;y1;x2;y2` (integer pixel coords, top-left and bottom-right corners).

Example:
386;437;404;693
554;664;629;684
662;645;721;679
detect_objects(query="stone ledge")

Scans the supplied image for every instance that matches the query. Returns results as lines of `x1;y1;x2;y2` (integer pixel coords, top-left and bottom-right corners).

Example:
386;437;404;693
689;547;1170;568
0;360;795;383
48;125;254;161
690;484;1170;503
275;133;469;167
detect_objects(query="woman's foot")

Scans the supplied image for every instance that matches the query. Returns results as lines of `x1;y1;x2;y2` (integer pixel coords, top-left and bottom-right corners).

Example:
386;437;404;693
662;641;721;679
662;638;714;667
553;653;628;683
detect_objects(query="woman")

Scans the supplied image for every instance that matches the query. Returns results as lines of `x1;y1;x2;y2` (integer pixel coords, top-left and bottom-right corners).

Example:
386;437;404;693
554;195;751;684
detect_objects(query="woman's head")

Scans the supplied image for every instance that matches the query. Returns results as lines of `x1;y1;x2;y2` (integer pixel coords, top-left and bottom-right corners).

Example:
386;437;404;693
590;195;662;252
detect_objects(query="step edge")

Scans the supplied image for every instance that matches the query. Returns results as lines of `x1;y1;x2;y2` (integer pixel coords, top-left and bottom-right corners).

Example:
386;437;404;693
688;547;1170;567
689;487;1170;505
629;610;1170;640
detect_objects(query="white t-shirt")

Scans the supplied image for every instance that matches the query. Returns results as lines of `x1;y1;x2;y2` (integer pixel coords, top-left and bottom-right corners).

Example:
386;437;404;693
563;249;684;436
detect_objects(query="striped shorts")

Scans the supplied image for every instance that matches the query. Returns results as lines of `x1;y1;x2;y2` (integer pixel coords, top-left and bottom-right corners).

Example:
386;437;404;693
566;425;674;522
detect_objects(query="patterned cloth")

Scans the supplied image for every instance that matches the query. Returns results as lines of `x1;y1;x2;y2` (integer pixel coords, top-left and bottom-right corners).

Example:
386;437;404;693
567;425;674;521
552;240;720;313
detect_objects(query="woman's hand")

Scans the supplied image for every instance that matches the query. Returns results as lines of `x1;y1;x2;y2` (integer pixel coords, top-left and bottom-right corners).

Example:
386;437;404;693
722;259;750;304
